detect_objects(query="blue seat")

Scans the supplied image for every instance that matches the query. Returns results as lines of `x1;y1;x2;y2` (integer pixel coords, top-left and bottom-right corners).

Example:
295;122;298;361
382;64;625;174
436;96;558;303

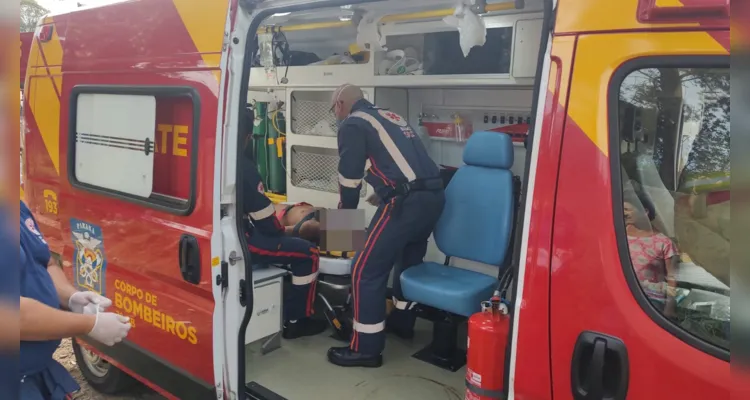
401;131;515;316
399;131;515;370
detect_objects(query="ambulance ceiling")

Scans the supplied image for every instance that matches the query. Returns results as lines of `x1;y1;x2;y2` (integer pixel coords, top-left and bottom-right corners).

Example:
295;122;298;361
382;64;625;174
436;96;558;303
251;0;534;27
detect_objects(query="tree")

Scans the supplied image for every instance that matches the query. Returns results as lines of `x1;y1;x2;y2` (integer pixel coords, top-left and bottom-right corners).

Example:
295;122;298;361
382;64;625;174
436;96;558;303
20;0;49;33
619;67;730;189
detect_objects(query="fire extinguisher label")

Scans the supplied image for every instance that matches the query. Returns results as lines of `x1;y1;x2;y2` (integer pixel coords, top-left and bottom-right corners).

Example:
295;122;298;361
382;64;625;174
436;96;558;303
469;369;482;385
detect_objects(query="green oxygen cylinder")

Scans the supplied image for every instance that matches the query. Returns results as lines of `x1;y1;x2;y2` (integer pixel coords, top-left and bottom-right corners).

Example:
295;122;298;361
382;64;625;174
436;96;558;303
267;108;287;194
252;102;269;188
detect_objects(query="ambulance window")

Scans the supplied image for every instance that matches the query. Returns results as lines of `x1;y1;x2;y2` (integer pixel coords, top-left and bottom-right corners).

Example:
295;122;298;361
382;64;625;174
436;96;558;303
613;62;730;353
69;87;199;214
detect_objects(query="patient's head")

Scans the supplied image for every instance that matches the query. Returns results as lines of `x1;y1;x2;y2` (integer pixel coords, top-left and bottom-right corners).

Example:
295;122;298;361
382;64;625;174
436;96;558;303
297;220;321;243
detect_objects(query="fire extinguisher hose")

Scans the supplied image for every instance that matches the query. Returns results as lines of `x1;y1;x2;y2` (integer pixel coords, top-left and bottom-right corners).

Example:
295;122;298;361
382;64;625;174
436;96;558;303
493;267;513;303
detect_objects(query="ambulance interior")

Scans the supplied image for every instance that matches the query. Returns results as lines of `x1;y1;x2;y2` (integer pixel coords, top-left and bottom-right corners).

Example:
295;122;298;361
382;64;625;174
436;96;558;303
240;1;545;398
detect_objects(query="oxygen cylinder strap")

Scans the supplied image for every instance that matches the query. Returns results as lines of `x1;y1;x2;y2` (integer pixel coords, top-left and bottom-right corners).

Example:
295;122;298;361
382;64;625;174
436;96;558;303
465;380;504;399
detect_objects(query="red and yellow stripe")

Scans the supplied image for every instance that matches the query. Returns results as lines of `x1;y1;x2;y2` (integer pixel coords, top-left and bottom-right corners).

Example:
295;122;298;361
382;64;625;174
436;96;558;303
566;31;728;157
26;16;64;176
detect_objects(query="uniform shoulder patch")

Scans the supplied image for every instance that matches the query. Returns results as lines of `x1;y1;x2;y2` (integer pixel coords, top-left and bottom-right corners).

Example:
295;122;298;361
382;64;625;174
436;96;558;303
377;109;408;127
24;217;47;244
257;181;265;194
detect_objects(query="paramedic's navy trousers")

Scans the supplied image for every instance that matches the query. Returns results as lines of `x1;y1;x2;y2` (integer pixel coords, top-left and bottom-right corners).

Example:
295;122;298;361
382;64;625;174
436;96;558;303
350;190;445;356
246;233;319;321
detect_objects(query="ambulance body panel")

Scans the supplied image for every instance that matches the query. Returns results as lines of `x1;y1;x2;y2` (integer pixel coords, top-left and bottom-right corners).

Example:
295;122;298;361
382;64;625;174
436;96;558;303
21;0;731;399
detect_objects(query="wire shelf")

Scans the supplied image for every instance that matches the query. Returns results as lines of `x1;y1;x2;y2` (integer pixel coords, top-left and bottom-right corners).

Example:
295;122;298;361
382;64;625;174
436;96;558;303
291;97;338;137
290;145;366;197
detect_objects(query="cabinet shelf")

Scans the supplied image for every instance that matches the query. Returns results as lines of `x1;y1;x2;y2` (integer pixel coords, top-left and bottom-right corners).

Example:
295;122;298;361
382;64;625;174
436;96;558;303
250;65;534;89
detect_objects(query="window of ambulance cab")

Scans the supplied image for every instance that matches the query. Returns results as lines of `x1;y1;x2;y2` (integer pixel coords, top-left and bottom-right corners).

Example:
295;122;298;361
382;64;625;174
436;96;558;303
613;61;730;353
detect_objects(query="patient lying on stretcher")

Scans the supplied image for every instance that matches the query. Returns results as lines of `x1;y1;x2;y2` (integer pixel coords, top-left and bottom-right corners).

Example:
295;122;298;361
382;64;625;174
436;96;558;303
274;202;322;243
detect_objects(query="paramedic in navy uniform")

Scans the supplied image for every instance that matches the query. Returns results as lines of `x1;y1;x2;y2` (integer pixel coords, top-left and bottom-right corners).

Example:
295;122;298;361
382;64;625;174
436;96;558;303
327;84;445;368
20;201;132;399
241;124;328;339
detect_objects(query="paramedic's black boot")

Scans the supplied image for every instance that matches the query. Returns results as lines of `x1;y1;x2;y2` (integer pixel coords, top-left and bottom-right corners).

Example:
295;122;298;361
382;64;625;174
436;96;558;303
283;318;327;339
385;309;416;340
327;346;383;368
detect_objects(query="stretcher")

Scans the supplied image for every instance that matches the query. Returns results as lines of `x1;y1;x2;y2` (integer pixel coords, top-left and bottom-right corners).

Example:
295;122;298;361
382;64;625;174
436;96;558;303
260;200;358;340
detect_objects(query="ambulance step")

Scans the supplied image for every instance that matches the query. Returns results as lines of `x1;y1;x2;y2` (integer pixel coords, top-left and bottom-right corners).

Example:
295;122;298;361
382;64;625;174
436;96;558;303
245;381;288;400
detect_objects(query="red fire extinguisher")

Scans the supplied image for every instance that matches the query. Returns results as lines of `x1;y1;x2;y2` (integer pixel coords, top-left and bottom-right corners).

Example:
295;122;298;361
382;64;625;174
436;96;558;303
465;296;509;400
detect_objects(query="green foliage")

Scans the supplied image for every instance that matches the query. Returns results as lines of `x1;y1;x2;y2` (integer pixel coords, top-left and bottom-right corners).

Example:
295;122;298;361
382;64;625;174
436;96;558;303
619;67;730;187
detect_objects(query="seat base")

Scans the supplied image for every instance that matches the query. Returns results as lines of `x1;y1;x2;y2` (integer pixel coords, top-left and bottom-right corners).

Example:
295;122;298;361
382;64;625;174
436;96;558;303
412;345;466;372
411;314;467;372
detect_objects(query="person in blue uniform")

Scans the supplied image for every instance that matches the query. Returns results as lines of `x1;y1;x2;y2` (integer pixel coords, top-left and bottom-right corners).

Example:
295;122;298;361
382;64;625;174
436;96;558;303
241;129;328;339
0;204;19;397
20;201;132;399
327;84;445;367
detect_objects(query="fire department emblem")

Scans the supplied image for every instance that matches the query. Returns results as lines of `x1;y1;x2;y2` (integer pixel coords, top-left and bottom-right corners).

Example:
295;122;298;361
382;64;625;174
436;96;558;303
71;219;107;296
258;181;265;194
378;109;408;127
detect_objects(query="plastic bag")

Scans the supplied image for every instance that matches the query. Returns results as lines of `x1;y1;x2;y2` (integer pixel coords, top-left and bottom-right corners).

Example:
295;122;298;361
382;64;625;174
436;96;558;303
257;32;275;67
356;11;386;52
443;1;487;57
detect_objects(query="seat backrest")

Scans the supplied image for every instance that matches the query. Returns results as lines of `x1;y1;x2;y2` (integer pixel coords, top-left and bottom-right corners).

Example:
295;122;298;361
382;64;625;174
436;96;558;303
434;131;514;267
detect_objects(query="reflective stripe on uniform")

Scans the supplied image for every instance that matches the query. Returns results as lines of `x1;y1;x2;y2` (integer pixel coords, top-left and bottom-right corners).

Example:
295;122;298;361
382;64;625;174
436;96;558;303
338;173;363;188
350;111;417;181
392;296;416;310
353;319;385;334
292;271;319;286
249;203;275;220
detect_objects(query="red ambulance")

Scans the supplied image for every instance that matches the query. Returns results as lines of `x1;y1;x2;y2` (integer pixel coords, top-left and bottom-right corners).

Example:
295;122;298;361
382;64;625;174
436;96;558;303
21;0;732;399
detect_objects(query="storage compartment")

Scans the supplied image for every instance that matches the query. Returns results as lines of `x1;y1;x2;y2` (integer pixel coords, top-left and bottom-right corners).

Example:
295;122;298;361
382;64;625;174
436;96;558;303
378;27;513;76
290;145;367;197
250;10;543;88
290;91;339;137
245;270;285;345
400;87;533;177
254;22;367;67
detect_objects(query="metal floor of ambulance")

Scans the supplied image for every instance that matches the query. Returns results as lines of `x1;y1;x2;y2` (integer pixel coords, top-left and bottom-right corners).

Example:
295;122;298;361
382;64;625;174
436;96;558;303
244;319;466;400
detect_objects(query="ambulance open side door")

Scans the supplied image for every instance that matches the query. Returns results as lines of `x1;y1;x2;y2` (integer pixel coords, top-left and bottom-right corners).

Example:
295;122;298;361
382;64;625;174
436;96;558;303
210;0;242;398
223;1;383;399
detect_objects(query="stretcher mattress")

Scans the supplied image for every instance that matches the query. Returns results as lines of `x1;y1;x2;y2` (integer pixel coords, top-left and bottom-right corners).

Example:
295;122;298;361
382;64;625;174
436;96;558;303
253;253;353;275
318;256;353;276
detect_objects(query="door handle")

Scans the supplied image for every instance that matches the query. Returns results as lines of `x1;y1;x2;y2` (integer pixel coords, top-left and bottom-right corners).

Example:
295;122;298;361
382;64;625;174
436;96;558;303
571;331;628;400
179;234;201;284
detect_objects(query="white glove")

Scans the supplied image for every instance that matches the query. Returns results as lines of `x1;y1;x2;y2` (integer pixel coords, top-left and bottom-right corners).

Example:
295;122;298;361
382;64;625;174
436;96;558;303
69;291;112;314
87;312;132;346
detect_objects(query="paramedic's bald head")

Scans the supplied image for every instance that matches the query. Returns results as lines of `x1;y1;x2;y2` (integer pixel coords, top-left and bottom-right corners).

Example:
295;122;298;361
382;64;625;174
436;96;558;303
331;84;364;121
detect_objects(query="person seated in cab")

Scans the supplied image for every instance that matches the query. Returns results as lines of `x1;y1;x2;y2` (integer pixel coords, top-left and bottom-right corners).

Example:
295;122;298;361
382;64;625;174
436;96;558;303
241;124;328;339
623;193;679;318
